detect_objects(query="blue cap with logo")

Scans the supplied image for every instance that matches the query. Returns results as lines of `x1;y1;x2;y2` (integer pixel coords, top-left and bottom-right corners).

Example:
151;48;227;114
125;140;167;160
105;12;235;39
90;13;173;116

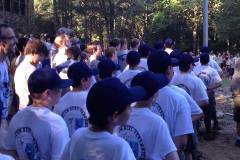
98;59;120;79
178;52;198;66
87;77;146;116
131;71;169;100
28;68;73;93
147;50;179;73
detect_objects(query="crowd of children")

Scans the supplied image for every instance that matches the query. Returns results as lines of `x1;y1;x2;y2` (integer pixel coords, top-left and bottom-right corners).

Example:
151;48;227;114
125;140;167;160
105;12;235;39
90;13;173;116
0;24;239;160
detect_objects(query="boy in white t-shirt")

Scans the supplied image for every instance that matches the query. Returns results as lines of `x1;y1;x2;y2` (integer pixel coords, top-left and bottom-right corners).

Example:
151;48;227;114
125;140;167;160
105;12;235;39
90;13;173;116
61;78;145;160
118;71;179;160
147;51;194;158
54;62;97;136
194;53;222;134
14;39;49;109
118;51;142;87
4;68;72;159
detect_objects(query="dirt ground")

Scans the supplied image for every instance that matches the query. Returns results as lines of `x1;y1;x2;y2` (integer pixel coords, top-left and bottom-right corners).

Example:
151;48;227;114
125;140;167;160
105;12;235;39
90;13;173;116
198;79;240;160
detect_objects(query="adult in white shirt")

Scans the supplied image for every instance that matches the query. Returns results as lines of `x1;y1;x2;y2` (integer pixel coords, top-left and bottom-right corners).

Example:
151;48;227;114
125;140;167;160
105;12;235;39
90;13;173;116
194;53;222;133
118;51;142;87
51;34;70;68
147;51;194;155
4;68;72;159
54;62;97;136
14;39;48;109
61;78;145;160
118;71;179;160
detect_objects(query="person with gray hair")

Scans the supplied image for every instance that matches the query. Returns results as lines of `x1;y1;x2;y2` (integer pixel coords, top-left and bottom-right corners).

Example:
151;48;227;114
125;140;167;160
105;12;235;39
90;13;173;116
231;58;240;147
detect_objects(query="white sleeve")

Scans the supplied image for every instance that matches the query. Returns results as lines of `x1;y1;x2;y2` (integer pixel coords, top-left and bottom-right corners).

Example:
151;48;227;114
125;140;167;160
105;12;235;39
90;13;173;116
211;69;222;84
153;120;177;159
193;78;209;102
174;97;194;137
51;126;70;160
119;141;136;160
182;90;203;115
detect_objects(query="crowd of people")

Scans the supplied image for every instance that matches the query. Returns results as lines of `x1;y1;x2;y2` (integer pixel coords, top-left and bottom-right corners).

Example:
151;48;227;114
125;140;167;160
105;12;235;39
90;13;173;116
0;24;240;160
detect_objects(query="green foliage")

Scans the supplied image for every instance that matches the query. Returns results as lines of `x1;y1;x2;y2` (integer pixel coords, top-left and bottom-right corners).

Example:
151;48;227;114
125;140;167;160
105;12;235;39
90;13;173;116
31;0;240;52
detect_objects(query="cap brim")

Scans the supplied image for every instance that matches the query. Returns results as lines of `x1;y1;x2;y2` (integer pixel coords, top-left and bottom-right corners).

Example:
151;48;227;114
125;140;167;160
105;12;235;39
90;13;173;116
127;86;146;104
171;58;179;66
56;79;73;88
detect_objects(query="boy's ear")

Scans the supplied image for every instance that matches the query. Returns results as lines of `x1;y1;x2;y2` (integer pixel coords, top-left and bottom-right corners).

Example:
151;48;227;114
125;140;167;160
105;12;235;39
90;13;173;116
109;112;119;124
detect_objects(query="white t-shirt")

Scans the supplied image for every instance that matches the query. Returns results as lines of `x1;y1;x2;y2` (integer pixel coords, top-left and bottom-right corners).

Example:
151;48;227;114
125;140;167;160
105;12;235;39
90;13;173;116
169;85;203;116
0;153;14;160
151;86;193;138
52;47;68;68
4;106;69;160
209;59;222;74
171;72;209;103
61;127;136;160
193;65;222;87
117;69;142;87
138;58;148;71
58;59;78;79
14;56;37;109
196;59;222;74
54;91;89;136
0;61;10;119
117;108;176;160
164;48;173;55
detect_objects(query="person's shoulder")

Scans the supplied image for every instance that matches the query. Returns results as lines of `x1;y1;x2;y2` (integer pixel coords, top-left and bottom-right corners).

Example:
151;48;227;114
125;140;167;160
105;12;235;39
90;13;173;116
71;127;87;140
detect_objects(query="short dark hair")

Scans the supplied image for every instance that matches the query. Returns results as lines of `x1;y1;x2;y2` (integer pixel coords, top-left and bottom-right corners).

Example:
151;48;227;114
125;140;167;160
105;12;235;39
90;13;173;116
104;47;116;58
147;51;171;74
24;38;49;57
179;63;191;72
67;46;81;60
109;38;120;48
200;53;210;65
16;37;29;53
138;44;150;58
130;38;140;49
0;23;10;41
164;38;174;48
126;51;140;67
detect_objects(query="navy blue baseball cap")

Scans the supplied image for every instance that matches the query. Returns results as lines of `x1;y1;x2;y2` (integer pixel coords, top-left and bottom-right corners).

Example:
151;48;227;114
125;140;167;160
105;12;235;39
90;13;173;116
147;50;179;73
98;59;120;79
138;44;151;58
131;71;169;100
28;68;73;93
200;52;210;64
126;51;141;66
67;62;98;83
87;78;146;116
164;38;174;47
178;53;198;66
200;46;212;54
